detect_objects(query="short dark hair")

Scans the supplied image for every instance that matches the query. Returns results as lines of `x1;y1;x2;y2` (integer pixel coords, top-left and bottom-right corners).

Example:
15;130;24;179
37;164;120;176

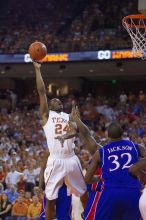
107;121;123;139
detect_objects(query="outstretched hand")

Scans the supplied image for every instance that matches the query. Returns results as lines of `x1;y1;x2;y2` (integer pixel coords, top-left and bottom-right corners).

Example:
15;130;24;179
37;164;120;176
71;104;80;120
33;61;41;70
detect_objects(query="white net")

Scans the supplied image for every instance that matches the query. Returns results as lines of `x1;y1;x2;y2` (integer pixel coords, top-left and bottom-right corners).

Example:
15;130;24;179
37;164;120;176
122;14;146;59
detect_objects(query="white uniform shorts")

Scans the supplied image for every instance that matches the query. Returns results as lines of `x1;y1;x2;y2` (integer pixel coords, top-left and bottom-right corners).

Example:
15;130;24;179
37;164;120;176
139;187;146;220
44;153;87;200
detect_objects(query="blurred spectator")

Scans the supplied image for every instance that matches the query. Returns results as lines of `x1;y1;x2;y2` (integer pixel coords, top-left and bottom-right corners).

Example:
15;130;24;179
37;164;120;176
9;151;20;166
133;103;142;115
139;90;145;102
5;185;19;205
128;91;135;103
17;174;26;192
9;90;17;111
0;0;137;53
27;195;41;220
33;187;43;203
23;163;37;192
24;192;32;207
5;165;22;188
0;183;4;194
10;195;28;220
100;101;115;121
34;161;41;187
0;166;5;185
119;91;128;104
0;193;12;220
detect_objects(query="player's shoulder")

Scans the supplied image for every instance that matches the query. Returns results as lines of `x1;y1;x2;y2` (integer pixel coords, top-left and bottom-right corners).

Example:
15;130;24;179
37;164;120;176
49;110;56;115
61;111;69;115
102;139;133;149
48;110;61;117
61;111;69;117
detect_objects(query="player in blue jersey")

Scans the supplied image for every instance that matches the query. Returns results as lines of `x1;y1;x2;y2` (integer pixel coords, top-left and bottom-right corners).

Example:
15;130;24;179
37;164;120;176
85;121;146;220
57;105;146;220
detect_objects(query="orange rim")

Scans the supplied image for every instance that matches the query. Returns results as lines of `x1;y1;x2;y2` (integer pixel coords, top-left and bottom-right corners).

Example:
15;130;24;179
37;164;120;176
122;14;146;28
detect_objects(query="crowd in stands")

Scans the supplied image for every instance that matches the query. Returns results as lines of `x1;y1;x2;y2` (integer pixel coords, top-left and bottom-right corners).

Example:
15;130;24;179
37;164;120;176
0;88;146;219
0;0;138;53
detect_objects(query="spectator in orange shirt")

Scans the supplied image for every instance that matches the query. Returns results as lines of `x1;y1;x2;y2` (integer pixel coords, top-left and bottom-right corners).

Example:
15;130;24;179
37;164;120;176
24;192;32;207
139;90;145;102
128;91;135;103
17;160;25;172
33;186;43;204
11;195;28;220
27;195;41;220
18;189;25;200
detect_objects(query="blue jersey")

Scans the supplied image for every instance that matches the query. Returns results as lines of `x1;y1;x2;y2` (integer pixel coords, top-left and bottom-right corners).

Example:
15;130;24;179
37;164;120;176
99;139;141;188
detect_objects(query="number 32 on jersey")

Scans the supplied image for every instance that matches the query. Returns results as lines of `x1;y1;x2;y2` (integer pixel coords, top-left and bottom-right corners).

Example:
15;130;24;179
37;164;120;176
108;153;132;172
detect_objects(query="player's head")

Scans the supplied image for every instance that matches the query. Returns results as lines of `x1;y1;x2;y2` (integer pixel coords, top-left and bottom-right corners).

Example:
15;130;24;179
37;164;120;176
107;121;123;140
49;98;63;112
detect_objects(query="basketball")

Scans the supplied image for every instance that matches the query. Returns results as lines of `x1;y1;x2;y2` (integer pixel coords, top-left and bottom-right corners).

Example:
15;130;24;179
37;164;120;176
28;42;47;61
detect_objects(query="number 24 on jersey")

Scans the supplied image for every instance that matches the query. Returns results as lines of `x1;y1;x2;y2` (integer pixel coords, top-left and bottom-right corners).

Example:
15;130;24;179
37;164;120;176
55;123;70;135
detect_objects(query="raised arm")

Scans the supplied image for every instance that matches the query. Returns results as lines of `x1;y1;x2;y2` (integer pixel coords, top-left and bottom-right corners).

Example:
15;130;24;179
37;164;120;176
71;105;101;154
33;62;49;126
71;105;90;136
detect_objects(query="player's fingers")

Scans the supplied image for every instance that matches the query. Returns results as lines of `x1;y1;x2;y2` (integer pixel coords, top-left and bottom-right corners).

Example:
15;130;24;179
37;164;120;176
72;103;75;110
75;106;80;116
36;61;42;66
75;105;79;112
71;103;76;114
73;105;77;115
33;61;41;68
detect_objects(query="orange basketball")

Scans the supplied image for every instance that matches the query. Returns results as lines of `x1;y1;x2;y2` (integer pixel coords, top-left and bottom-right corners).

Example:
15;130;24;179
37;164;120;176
28;42;47;61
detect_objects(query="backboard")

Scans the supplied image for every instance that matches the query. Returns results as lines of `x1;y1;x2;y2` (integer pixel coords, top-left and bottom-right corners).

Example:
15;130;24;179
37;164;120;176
138;0;146;15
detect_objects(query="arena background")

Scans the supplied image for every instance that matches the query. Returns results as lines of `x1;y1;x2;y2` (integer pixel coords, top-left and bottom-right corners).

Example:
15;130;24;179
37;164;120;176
0;0;145;97
0;0;146;220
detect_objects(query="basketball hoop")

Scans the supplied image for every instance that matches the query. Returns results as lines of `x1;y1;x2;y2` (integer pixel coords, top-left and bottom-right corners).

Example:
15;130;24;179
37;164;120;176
122;14;146;59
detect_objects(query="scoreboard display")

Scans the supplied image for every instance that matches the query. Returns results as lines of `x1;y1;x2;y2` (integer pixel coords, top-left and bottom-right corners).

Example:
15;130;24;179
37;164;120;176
0;49;143;63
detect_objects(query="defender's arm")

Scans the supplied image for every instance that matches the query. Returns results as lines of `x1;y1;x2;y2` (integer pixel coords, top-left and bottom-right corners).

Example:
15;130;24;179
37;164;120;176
71;105;101;154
